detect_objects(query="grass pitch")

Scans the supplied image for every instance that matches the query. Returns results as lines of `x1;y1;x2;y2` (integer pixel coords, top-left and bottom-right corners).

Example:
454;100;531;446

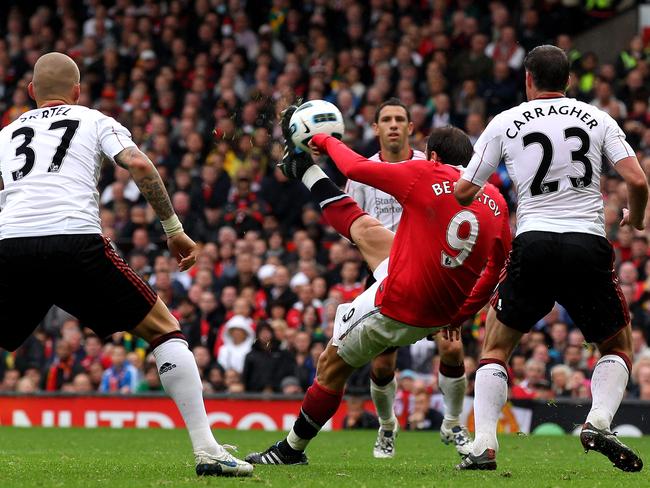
0;427;648;487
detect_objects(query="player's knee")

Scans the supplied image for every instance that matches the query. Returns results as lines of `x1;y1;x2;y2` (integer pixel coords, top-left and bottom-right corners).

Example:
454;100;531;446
132;299;180;343
371;354;396;382
371;363;395;382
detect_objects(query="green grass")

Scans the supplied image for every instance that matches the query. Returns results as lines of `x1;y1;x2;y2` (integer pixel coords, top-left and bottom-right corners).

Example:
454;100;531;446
0;428;648;487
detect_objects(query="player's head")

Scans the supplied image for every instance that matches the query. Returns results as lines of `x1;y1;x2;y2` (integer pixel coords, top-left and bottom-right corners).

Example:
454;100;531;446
426;126;473;167
523;45;570;100
373;97;413;155
28;52;81;106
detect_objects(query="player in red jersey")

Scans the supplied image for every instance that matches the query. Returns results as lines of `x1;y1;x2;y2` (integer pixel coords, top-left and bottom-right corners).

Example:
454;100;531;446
245;119;511;465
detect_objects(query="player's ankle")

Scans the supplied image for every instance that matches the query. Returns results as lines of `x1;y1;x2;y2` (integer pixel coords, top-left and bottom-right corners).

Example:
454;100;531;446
279;439;303;456
379;416;398;432
442;417;460;429
585;411;610;431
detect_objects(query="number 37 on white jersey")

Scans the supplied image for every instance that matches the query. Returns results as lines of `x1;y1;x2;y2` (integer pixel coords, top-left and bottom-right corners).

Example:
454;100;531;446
462;97;634;238
0;105;136;240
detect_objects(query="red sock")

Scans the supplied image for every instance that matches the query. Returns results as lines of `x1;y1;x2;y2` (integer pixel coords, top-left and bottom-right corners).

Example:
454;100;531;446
322;198;366;240
303;381;343;425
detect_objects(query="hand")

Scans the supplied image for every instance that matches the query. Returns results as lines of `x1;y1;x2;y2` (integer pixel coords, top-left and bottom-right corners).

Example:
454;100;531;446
620;207;645;231
441;324;461;342
167;232;198;271
308;139;323;157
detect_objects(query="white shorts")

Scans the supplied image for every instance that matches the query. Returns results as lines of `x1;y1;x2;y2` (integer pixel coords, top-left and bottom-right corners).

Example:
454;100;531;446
331;259;443;368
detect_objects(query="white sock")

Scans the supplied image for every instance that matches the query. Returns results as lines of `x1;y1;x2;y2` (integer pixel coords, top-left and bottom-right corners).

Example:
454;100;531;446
439;373;467;428
287;428;310;451
370;378;398;431
586;354;629;430
302;165;328;189
472;363;507;455
153;338;220;455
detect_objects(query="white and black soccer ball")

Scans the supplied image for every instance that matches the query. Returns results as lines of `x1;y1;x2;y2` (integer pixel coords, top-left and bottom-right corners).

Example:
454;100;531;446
289;100;345;152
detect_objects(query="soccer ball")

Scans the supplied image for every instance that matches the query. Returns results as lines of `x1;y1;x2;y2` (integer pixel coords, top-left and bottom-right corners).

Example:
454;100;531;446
289;100;345;152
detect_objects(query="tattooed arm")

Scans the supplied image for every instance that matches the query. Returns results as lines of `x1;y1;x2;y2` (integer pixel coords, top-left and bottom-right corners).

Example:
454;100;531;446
114;147;197;270
114;147;174;220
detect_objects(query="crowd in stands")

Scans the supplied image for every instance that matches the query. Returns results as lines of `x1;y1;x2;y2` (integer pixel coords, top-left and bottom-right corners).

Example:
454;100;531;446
1;1;650;420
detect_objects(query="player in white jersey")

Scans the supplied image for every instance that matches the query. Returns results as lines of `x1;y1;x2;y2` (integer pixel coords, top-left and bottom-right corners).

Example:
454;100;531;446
344;99;426;234
454;45;647;472
344;98;472;459
0;53;252;477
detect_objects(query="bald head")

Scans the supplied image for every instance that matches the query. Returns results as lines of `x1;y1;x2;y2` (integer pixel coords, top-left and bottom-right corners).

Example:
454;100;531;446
29;52;81;106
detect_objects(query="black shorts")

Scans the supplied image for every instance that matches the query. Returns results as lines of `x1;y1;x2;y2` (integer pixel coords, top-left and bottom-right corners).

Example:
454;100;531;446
490;231;629;344
0;234;157;351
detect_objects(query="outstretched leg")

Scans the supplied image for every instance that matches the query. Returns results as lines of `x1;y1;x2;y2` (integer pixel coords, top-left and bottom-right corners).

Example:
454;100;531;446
132;298;253;476
245;343;356;465
302;165;394;272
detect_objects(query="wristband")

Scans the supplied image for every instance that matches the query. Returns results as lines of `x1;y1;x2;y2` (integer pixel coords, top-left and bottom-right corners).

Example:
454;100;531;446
161;214;184;237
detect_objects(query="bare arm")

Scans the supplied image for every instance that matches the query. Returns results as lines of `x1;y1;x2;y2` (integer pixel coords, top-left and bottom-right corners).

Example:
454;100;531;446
454;179;482;206
114;146;197;271
114;147;174;221
615;156;648;230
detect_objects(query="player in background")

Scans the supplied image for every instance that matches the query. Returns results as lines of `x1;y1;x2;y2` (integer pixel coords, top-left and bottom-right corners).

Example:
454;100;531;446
0;53;252;477
345;98;426;233
346;99;473;458
245;115;511;466
455;45;647;472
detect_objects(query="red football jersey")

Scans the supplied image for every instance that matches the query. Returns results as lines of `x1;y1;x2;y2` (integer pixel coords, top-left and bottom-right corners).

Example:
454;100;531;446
313;134;512;328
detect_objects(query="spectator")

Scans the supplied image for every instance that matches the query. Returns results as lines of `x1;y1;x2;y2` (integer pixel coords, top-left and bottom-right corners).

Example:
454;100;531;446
485;26;526;71
342;396;380;429
217;315;254;374
242;322;296;392
137;364;164;393
72;373;95;393
43;339;85;391
550;364;573;397
0;370;21;392
99;345;139;393
511;359;546;399
406;390;444;431
280;376;303;395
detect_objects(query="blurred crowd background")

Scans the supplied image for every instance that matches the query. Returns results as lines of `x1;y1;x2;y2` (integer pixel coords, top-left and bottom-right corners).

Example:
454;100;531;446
1;0;650;428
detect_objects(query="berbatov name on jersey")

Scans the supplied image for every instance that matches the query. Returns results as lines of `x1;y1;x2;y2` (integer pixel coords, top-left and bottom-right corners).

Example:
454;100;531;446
0;105;136;240
462;97;634;238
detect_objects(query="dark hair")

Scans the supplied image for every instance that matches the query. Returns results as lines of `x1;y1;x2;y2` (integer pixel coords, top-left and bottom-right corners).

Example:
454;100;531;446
374;97;411;123
523;45;570;92
426;126;473;167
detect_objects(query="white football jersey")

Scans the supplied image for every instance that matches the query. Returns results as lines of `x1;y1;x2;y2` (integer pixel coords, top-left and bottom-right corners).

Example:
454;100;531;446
462;97;634;237
0;105;136;239
344;149;426;233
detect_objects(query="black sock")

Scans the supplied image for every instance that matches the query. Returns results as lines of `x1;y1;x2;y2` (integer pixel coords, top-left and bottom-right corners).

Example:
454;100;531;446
311;178;347;208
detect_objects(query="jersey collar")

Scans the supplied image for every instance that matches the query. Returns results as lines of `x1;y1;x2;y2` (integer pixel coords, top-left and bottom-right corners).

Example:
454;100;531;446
534;93;566;100
40;101;68;108
378;149;413;162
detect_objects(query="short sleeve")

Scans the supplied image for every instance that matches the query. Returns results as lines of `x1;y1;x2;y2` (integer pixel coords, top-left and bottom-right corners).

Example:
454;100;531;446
602;113;634;165
462;117;503;187
97;114;137;161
